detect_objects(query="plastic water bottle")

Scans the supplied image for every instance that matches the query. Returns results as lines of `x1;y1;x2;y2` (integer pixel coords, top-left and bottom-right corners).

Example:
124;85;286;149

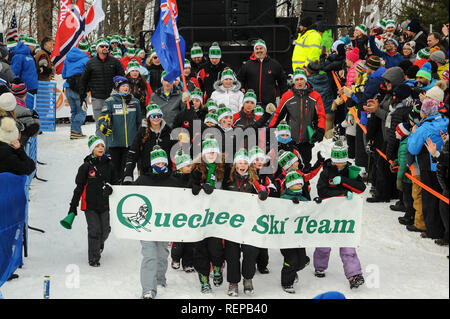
43;276;50;299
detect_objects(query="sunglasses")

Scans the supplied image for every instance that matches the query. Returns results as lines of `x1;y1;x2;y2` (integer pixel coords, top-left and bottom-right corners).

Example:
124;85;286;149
152;56;159;60
150;114;163;119
99;45;109;48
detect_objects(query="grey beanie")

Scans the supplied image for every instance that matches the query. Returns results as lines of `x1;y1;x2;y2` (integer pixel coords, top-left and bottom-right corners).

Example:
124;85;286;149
382;67;405;88
430;50;446;65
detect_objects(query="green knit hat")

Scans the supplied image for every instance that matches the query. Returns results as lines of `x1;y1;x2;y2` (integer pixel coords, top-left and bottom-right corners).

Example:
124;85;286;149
243;89;257;105
161;70;170;83
110;35;121;45
205;99;219;112
276;120;291;137
249;146;266;164
204;111;218;125
7;40;17;50
293;68;307;81
24;37;37;47
234;148;249;164
416;62;432;81
146;103;163;118
285;169;304;189
96;38;109;50
191;43;203;58
175;149;192;170
377;19;387;30
331;140;349;163
125;36;135;46
184;58;191;69
254;105;265;116
190;88;204;102
150;48;157;59
417;47;430;60
355;24;368;35
126;47;135;57
253;39;267;51
150;145;168;166
221;68;235;81
217;104;233;122
385;19;396;29
126;59;141;74
202;134;220;155
88;136;105;154
209;42;221;59
278;150;298;171
112;47;123;58
78;39;90;52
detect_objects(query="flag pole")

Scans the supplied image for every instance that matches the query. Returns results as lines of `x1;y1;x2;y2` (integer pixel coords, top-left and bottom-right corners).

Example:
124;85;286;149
167;0;190;110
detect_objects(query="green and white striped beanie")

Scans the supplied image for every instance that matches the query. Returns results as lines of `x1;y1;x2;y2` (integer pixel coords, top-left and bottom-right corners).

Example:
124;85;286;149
331;140;348;163
125;36;135;46
234;148;250;164
24;37;37;47
150;145;168;166
126;47;135;57
204;111;218;125
88;136;105;154
184;58;191;69
126;60;141;74
191;43;203;58
355;24;368;35
209;42;221;59
385;19;396;29
285;169;304;189
112;47;123;58
146;103;163;118
191;88;204;102
221;68;235;81
293;68;307;81
377;19;387;30
254;105;264;117
243;89;257;105
202;134;220;155
217;104;233;122
7;40;17;50
150;49;157;59
96;38;109;50
276;120;291;137
278;150;298;171
175;149;192;171
78;39;90;52
417;47;430;60
206;99;219;112
254;39;267;51
249;146;266;164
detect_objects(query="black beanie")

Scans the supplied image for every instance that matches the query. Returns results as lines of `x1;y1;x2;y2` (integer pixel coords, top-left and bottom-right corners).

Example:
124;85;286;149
406;65;419;79
393;84;412;101
398;60;413;74
407;18;421;34
300;16;314;29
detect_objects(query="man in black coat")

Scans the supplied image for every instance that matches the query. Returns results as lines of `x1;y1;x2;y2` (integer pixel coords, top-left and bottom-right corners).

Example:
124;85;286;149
79;39;124;140
237;40;288;108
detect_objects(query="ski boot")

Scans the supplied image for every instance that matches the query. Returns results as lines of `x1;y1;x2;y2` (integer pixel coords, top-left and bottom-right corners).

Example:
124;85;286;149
198;273;212;294
349;274;365;289
227;283;239;297
213;265;223;287
243;279;254;295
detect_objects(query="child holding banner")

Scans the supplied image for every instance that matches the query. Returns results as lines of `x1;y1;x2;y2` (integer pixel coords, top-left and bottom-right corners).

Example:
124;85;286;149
190;135;226;293
280;169;310;294
314;140;366;289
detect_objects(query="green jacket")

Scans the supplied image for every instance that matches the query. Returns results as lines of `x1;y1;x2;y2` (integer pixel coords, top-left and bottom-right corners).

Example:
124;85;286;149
98;93;142;148
397;137;412;184
281;188;309;202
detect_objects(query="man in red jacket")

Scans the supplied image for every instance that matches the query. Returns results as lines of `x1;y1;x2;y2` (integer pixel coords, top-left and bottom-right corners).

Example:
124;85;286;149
269;68;326;170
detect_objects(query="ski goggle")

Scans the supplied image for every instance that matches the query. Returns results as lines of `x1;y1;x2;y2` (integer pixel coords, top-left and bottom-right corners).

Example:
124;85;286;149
150;114;163;119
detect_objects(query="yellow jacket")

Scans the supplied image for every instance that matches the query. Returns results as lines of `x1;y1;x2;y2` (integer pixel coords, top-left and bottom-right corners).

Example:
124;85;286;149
438;62;449;79
292;29;322;71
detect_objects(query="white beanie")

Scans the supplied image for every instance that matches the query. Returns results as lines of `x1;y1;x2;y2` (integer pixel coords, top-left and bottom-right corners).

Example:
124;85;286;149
0;93;17;112
0;117;19;144
425;80;447;103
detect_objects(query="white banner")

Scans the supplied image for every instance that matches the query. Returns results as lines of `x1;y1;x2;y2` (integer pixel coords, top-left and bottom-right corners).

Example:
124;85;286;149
110;186;363;248
52;76;93;119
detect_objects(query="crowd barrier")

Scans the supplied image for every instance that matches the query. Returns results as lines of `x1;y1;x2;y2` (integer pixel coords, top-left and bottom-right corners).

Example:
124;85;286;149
331;71;449;204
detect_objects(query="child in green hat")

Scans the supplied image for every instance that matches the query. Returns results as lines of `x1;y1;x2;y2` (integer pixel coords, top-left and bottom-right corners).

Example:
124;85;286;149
67;136;118;267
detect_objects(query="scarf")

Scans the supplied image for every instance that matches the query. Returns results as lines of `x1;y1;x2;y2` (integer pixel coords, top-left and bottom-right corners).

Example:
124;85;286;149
206;162;217;187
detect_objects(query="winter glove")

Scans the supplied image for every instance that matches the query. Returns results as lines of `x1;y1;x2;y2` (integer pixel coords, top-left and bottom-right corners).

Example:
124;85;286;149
291;197;300;204
265;103;276;115
396;178;403;192
258;185;269;201
100;124;112;136
343;86;353;98
122;176;133;185
316;151;325;164
68;210;77;216
102;183;113;197
202;183;215;195
332;176;342;185
311;129;325;144
390;160;399;173
81;100;88;112
192;184;202;196
182;92;191;103
346;191;353;200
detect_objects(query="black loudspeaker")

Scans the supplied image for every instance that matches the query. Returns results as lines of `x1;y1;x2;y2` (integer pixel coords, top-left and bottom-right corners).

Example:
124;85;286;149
300;0;337;25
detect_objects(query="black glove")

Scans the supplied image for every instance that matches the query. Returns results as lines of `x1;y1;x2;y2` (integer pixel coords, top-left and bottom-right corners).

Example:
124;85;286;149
203;183;215;195
316;151;325;164
311;129;325;144
68;209;77;216
291;197;300;204
313;197;323;204
258;189;269;201
192;184;202;196
102;184;113;197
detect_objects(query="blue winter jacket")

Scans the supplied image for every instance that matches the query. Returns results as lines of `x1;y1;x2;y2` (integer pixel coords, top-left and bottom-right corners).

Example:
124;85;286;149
308;71;334;113
408;114;449;171
369;36;404;69
364;67;387;100
62;47;90;89
10;42;38;91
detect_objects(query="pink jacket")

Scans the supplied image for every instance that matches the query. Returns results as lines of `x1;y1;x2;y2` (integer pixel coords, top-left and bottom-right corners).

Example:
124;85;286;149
345;59;362;88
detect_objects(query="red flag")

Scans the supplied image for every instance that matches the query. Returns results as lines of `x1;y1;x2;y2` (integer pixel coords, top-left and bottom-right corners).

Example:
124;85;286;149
85;0;105;36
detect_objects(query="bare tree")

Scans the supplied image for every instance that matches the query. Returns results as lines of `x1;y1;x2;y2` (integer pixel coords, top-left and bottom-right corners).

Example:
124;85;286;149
36;0;53;42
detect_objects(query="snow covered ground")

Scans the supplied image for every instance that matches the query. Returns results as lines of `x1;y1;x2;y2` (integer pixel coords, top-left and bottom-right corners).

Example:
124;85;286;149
1;122;448;299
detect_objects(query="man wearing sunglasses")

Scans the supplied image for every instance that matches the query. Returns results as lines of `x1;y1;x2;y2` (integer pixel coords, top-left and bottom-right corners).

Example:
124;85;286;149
79;38;125;142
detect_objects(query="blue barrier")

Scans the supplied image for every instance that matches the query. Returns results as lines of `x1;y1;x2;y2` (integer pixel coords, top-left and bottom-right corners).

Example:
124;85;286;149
35;81;56;132
23;137;38;253
0;173;27;289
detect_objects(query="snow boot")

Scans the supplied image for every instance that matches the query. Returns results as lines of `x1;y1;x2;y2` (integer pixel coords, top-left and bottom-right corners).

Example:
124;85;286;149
227;283;239;297
142;291;155;299
198;273;212;294
282;285;296;294
258;267;270;274
243;279;254;295
398;215;414;225
314;270;326;278
89;261;100;267
349;274;365;289
213;266;223;287
171;260;180;270
183;265;195;273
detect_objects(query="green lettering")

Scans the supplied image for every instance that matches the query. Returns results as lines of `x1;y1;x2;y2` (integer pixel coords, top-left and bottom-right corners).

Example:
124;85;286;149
201;209;215;227
215;212;230;225
269;216;280;234
294;216;309;234
252;215;269;234
279;218;289;234
173;214;188;228
306;219;317;234
188;214;202;228
318;219;332;233
229;214;245;228
154;213;171;227
333;219;355;233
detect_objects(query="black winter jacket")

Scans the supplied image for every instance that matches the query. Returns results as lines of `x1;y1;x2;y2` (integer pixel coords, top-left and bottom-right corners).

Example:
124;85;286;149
146;63;164;92
197;60;228;99
435;139;449;191
0;142;36;176
80;55;124;99
385;99;413;160
134;170;184;188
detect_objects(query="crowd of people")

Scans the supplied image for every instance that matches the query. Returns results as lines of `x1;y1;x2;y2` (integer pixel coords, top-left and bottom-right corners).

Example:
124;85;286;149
0;16;448;299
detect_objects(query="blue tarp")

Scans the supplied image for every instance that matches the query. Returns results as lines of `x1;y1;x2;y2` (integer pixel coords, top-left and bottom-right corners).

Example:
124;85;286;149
0;173;27;288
